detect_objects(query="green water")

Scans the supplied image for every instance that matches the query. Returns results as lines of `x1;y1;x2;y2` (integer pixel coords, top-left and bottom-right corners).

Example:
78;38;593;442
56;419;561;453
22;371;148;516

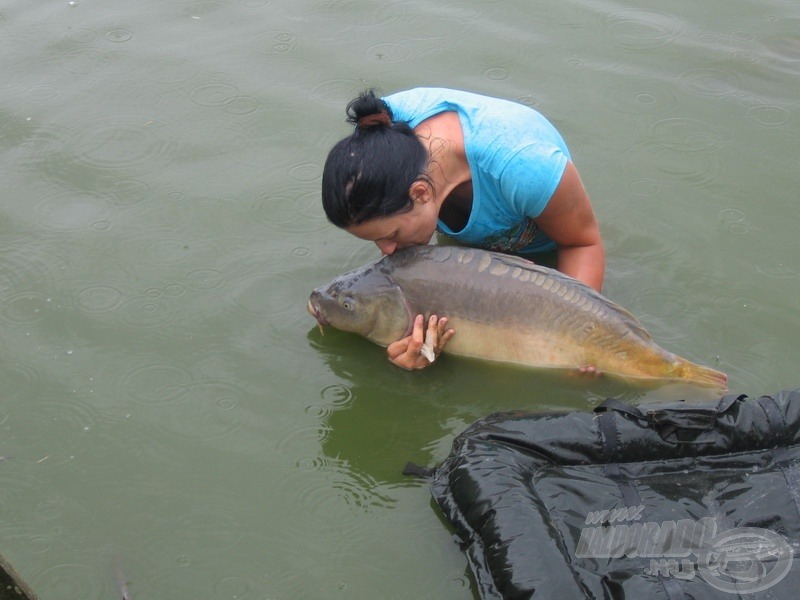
1;0;799;597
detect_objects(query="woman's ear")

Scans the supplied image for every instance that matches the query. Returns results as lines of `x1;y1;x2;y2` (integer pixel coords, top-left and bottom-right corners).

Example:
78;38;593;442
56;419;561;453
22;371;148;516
408;179;432;203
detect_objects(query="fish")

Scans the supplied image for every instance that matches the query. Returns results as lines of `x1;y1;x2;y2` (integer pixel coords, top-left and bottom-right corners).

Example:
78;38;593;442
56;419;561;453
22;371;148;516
307;245;728;390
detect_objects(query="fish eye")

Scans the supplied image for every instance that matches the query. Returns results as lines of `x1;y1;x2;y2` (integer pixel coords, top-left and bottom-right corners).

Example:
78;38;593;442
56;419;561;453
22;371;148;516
341;296;355;311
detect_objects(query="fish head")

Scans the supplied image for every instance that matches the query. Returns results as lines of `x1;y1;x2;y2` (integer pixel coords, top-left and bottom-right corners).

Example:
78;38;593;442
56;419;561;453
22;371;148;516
308;263;412;346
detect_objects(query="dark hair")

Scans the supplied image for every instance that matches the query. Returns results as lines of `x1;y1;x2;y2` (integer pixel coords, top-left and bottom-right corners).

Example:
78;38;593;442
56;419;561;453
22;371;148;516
321;89;429;227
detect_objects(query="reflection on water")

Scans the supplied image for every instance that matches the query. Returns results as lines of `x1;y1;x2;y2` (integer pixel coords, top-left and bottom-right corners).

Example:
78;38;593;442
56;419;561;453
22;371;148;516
2;0;800;597
307;325;664;473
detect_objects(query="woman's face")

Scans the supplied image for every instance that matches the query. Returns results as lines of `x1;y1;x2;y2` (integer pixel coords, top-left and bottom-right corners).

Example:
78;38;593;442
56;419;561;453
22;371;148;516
345;196;439;255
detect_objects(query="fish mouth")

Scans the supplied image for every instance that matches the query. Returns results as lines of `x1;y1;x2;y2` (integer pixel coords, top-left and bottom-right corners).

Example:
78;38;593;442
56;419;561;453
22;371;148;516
307;298;329;326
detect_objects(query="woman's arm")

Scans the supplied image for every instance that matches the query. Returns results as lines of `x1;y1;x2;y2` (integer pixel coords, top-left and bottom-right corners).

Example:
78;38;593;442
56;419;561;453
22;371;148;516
534;161;605;292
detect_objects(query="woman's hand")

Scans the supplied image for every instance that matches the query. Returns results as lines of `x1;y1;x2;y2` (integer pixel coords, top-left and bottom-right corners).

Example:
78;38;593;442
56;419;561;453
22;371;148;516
387;314;455;370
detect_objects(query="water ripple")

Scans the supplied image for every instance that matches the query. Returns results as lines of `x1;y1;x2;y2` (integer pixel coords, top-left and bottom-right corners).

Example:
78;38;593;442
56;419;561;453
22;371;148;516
292;246;311;258
214;576;255;599
626;117;730;189
367;40;414;63
442;1;485;19
312;0;403;28
228;269;308;321
613;220;681;267
755;258;800;280
182;0;228;18
514;94;544;109
719;338;788;392
288;162;322;182
253;29;298;55
710;293;762;317
64;27;99;44
251;184;317;225
75;284;125;313
35;496;69;522
0;240;68;296
98;176;152;206
172;114;262;168
149;380;248;442
299;462;396;513
650;117;733;152
121;363;194;406
69;114;178;175
35;190;112;232
189;82;241;107
1;290;52;324
13;122;74;183
116;294;180;330
412;526;473;592
311;78;371;107
763;34;800;67
304;404;335;419
306;384;355;418
1;524;54;556
624;287;692;345
600;78;679;115
145;55;205;85
625;140;722;189
484;66;510;81
251;187;328;234
0;110;33;151
223;95;260;115
176;497;245;550
628;177;662;197
138;233;222;266
53;47;122;76
35;563;108;600
0;361;44;403
25;83;61;104
184;267;226;290
716;207;751;235
0;468;40;513
605;9;685;50
651;146;721;186
320;383;355;409
105;28;134;43
677;67;742;98
270;463;391;556
746;104;791;128
5;396;102;463
275;423;334;457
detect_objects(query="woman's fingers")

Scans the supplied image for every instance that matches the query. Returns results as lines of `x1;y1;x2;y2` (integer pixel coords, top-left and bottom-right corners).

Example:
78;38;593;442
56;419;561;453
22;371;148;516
387;314;455;370
575;365;603;378
436;316;454;350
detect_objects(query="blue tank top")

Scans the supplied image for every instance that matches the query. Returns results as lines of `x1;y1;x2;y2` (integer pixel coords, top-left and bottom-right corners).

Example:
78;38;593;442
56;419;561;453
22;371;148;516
384;87;571;253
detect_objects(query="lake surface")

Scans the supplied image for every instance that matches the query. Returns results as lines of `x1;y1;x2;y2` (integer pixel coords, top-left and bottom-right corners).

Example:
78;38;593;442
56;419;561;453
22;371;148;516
1;0;799;597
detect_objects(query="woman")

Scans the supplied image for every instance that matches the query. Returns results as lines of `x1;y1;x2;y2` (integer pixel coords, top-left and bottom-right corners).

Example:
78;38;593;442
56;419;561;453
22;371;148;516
321;87;604;370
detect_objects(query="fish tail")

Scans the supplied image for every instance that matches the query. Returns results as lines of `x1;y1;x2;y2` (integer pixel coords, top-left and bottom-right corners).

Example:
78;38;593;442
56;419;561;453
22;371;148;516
672;359;728;391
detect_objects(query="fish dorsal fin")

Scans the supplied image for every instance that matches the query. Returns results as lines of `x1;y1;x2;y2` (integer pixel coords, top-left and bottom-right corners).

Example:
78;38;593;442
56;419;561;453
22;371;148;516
487;251;654;343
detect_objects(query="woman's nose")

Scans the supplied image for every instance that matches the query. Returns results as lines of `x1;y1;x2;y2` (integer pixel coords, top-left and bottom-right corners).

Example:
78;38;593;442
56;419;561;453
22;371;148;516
375;240;398;255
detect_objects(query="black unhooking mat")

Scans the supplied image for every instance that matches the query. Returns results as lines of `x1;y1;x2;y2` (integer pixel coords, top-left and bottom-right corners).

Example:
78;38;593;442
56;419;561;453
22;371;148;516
431;389;800;599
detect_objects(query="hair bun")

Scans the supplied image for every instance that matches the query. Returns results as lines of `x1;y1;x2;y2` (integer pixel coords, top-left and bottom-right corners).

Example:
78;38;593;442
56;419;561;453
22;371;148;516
357;112;391;129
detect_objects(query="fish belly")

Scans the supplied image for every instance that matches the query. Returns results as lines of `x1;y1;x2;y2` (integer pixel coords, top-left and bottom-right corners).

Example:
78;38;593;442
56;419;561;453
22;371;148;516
439;312;682;380
442;319;592;370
